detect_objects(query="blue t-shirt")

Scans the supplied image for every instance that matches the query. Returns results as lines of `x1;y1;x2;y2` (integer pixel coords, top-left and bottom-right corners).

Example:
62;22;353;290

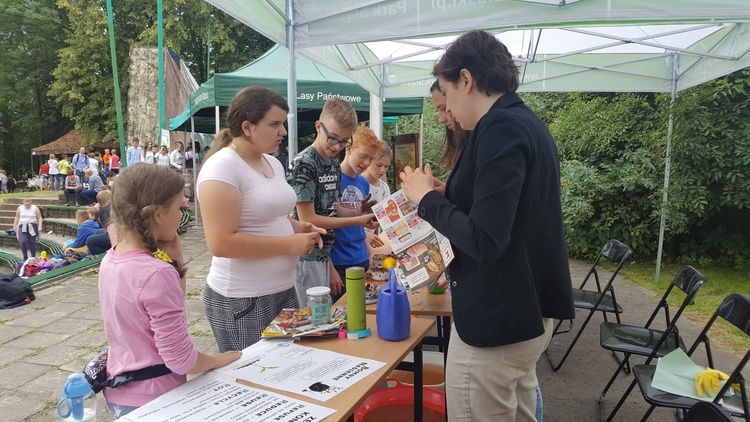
69;220;100;249
330;172;370;266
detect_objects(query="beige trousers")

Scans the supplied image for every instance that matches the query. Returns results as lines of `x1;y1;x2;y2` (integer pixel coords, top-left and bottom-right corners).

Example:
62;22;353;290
446;318;554;421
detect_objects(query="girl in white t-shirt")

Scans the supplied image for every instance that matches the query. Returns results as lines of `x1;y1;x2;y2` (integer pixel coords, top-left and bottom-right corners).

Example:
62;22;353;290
141;141;155;164
197;86;326;352
156;146;171;167
364;145;392;203
48;154;60;190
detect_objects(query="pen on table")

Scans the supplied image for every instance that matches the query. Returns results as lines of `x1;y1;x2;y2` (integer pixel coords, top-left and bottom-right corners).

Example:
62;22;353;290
236;358;260;369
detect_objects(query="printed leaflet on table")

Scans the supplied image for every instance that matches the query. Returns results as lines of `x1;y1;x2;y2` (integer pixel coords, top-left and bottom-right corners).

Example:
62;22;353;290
120;372;334;422
261;307;346;338
371;189;454;291
215;340;386;402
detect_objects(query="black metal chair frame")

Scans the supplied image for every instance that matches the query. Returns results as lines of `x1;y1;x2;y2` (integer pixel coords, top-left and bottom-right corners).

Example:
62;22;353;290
605;293;750;422
546;239;633;372
598;266;706;419
683;402;734;422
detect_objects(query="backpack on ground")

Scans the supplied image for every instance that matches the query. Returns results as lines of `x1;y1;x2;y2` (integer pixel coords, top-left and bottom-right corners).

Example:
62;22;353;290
0;273;35;309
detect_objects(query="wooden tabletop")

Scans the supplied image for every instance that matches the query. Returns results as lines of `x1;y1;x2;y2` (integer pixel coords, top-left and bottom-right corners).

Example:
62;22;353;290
235;314;435;422
335;284;453;317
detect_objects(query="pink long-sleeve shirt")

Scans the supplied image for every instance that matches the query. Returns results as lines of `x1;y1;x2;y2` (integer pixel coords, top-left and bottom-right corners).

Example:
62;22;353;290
99;248;198;407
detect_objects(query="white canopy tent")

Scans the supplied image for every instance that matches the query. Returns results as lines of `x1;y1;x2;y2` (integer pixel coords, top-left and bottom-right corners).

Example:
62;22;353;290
205;0;750;278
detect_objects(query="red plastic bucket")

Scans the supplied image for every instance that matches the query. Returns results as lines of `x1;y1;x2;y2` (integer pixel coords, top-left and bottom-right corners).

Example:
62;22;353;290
354;378;446;422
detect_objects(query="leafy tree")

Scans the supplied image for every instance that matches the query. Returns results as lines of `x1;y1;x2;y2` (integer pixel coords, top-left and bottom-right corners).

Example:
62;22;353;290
665;69;750;269
50;0;272;141
526;93;664;257
0;0;69;177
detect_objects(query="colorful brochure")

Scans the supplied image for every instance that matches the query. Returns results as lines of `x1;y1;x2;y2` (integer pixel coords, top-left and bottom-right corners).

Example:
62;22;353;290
371;189;454;291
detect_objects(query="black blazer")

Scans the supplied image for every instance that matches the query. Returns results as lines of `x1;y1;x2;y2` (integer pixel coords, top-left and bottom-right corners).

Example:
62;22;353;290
419;93;575;347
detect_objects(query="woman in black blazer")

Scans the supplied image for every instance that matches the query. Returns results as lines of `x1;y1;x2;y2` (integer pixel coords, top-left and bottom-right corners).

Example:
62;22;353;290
401;30;575;421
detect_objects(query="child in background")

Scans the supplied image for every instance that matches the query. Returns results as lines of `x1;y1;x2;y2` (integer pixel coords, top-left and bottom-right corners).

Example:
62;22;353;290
109;149;120;175
329;125;385;303
99;164;240;419
87;206;102;228
64;209;99;254
102;149;111;178
85;191;113;255
364;144;393;258
365;145;392;203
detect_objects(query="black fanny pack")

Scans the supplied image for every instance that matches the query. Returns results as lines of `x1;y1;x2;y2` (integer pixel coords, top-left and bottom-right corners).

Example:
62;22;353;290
83;347;172;394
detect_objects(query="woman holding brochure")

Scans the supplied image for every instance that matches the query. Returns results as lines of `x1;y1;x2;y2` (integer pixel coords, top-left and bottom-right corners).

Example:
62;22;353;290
400;30;574;421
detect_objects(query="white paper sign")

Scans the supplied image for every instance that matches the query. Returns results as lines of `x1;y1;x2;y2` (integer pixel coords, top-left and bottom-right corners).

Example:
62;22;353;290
121;372;334;422
215;340;386;402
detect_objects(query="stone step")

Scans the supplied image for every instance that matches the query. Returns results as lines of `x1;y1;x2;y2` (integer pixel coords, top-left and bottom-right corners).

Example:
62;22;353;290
0;209;16;217
0;196;62;204
0;216;15;229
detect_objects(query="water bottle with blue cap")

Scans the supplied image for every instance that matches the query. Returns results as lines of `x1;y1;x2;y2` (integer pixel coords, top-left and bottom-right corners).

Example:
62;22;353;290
57;372;97;421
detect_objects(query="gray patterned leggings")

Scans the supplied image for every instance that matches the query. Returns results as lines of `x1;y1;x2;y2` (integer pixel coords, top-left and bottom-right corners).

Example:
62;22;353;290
203;284;298;352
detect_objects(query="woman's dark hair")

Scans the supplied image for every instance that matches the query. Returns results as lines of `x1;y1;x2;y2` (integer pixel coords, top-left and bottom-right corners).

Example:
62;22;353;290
206;86;289;160
432;30;519;95
430;81;470;170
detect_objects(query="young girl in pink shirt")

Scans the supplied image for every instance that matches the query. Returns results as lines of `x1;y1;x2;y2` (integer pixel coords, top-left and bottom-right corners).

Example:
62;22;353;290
99;164;240;419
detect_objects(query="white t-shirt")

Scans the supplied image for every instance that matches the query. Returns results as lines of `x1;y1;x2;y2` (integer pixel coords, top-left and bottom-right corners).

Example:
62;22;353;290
89;159;99;174
48;159;60;175
143;150;155;164
170;150;184;169
156;153;170;167
197;147;298;298
17;205;39;225
369;178;391;203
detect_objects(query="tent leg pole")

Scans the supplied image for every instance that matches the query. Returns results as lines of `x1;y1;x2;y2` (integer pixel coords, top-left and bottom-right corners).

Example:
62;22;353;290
656;55;679;282
215;106;220;136
286;0;298;160
419;113;424;168
190;116;199;227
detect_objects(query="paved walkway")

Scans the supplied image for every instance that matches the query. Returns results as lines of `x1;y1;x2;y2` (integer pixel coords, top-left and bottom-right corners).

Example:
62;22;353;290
0;227;219;421
0;226;745;421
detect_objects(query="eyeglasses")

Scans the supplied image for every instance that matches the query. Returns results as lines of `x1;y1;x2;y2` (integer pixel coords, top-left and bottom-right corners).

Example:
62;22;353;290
320;122;353;148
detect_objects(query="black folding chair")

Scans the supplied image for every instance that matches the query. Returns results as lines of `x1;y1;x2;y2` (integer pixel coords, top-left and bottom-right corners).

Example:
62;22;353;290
598;266;706;418
606;293;750;422
683;402;734;422
546;239;633;371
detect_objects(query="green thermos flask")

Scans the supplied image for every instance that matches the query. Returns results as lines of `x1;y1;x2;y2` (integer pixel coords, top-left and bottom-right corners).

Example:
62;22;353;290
346;266;367;332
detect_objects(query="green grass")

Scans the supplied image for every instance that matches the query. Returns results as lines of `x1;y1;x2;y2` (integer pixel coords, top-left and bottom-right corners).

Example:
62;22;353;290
0;191;59;204
185;286;204;300
621;262;750;353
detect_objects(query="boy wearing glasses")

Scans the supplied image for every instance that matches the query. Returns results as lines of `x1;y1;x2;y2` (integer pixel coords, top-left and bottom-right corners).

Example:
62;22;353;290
287;97;378;307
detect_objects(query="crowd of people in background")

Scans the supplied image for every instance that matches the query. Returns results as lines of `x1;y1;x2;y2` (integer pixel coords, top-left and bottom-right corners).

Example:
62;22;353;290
0;137;206;196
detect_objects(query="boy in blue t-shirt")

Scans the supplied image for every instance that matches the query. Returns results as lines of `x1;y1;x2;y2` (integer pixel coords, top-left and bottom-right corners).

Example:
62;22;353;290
330;125;385;302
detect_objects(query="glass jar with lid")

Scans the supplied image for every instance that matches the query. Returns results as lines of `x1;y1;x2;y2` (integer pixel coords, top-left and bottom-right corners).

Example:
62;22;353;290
306;286;332;325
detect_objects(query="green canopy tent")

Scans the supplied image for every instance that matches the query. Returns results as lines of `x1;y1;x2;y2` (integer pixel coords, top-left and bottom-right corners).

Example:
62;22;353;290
169;45;423;133
202;0;750;279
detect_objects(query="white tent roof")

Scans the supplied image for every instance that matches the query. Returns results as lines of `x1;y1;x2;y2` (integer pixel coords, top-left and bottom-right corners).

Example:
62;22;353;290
203;0;750;278
207;0;750;96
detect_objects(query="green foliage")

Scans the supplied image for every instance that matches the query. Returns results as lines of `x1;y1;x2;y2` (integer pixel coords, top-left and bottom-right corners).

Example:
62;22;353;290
50;0;272;141
0;0;69;177
544;93;665;258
